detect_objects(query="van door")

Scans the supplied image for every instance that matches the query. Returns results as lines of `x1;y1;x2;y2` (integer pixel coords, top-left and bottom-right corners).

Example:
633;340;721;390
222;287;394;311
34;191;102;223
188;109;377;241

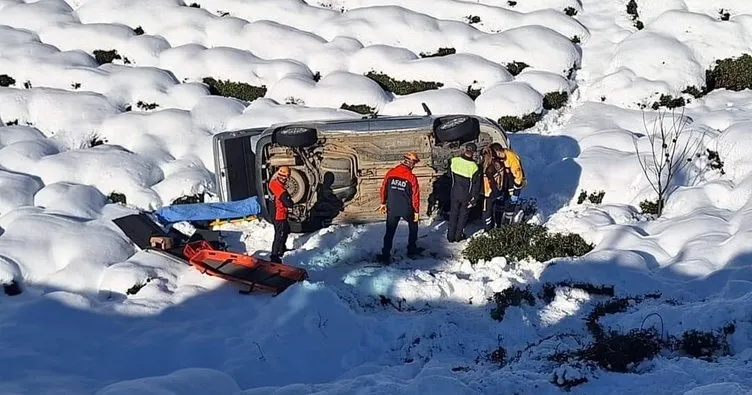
212;128;266;201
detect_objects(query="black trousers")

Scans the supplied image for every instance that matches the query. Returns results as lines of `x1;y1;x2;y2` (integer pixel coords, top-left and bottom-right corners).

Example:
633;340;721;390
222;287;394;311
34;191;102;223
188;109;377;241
271;220;289;261
447;199;470;242
382;215;418;256
482;197;498;231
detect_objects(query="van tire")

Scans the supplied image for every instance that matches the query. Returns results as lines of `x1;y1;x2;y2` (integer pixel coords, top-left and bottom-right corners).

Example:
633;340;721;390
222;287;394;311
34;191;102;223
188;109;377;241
275;127;318;148
434;116;478;143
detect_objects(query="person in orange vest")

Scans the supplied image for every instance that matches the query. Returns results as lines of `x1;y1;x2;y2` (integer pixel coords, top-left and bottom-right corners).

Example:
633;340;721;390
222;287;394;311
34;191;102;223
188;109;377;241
268;166;295;263
377;151;424;263
480;145;505;231
493;145;526;225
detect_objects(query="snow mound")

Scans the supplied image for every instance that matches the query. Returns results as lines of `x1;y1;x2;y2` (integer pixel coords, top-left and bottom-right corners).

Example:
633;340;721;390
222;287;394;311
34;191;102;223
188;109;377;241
1;0;752;394
95;368;241;395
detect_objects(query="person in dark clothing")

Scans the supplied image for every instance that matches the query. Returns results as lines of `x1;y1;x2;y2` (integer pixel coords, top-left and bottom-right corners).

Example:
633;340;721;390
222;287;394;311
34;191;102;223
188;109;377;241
480;146;505;231
447;143;481;242
268;166;294;263
377;151;424;263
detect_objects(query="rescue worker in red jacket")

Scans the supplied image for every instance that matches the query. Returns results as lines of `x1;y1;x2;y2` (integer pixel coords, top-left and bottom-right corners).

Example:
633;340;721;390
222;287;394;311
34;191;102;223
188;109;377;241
268;166;294;263
377;151;424;263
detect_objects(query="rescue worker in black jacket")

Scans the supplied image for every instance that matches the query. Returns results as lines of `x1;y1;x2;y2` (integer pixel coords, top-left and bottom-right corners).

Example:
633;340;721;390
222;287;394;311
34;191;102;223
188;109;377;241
446;143;481;242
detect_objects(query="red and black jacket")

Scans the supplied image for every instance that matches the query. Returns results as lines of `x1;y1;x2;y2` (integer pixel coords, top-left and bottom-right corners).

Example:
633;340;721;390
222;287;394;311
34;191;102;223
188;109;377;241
269;178;294;221
379;163;420;218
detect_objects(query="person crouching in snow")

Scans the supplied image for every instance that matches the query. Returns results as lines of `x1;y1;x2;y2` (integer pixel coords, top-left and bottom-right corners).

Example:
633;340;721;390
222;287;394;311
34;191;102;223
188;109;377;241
268;166;294;263
494;144;527;225
377;151;424;264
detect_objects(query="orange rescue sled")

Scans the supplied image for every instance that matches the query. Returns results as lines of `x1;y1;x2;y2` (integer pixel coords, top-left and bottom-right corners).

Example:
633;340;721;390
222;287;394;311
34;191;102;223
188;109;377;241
183;241;308;294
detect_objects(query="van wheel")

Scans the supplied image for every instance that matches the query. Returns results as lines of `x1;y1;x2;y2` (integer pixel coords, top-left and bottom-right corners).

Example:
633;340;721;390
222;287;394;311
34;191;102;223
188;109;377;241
434;116;478;143
274;127;318;148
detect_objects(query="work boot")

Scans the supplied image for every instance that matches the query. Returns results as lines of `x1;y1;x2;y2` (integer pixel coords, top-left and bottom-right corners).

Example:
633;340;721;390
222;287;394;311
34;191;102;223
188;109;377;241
269;254;282;263
376;253;392;265
407;246;425;258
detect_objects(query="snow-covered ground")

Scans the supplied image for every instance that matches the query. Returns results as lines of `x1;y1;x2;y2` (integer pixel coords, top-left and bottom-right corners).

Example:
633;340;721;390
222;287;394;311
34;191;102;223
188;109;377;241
1;0;752;394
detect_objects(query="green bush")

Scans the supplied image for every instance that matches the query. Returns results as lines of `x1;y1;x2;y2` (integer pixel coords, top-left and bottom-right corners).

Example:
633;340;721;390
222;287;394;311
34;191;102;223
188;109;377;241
419;47;456;58
639;199;661;216
189;2;200;7
488;347;506;366
89;135;105;147
626;0;644;30
365;71;443;95
675;326;733;360
462;223;594;265
133;26;144;35
466;15;481;24
576;328;662;372
564;7;578;16
109;192;127;204
651;94;685;110
203;77;267;102
497;112;542;133
3;280;22;296
505;61;529;76
126;277;153;295
577;190;605;204
543;91;569;110
93;49;122;65
705;149;725;174
585;293;661;339
540;281;614;304
489;286;535;321
682;85;704;98
466;85;481;100
570;35;581;44
507;0;517;6
719;9;730;21
0;74;16;87
340;103;376;115
171;193;204;205
706;53;752;92
136;101;159;110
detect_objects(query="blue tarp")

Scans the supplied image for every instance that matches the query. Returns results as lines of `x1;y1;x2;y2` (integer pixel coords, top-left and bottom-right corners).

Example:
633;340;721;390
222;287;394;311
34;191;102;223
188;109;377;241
155;196;262;224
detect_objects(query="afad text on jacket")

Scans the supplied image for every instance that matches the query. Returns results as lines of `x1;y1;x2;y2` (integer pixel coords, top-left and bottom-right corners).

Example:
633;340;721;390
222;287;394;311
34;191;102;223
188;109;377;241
380;163;420;218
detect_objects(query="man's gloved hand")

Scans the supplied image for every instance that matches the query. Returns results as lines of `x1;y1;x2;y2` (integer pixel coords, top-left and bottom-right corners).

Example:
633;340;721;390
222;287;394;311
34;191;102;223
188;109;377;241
510;195;519;203
378;204;387;215
414;212;420;222
467;199;475;209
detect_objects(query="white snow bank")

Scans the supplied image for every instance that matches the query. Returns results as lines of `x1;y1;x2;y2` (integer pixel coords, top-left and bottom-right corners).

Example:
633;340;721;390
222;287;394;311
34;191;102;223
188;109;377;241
95;368;241;395
464;25;580;77
329;0;590;40
34;145;164;209
0;88;119;148
0;207;134;292
587;9;752;106
380;88;476;116
226;98;361;130
267;71;392;111
34;182;107;219
475;82;544;118
348;50;514;92
0;170;43;216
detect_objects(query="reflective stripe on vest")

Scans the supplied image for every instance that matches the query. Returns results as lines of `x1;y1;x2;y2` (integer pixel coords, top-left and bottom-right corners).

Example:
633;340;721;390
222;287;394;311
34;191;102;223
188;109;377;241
450;157;478;179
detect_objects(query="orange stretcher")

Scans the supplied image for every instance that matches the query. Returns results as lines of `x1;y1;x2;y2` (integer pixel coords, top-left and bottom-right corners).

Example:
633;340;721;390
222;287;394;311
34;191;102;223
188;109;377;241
183;241;308;295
